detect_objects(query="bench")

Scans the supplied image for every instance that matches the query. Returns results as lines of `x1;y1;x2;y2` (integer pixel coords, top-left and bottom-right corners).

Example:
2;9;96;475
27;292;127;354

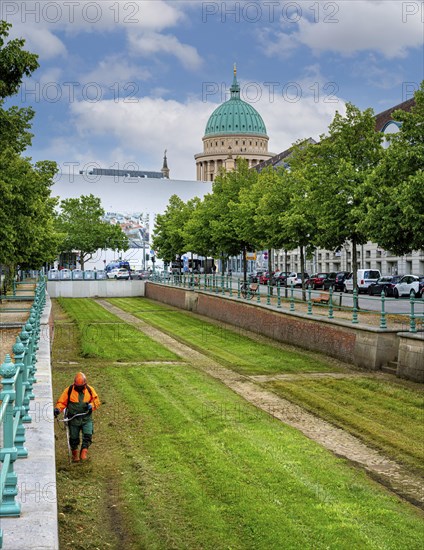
311;293;330;304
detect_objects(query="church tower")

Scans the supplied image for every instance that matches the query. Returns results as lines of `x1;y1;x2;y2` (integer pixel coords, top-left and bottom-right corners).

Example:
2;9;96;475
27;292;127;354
161;150;170;179
195;65;274;181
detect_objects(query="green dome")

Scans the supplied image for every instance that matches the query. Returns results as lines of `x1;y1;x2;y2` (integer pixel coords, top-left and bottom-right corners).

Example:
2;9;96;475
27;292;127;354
204;70;268;137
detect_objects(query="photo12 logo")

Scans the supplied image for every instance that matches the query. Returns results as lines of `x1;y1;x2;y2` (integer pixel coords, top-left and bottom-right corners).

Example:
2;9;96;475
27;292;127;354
202;1;340;24
202;80;340;104
21;81;139;104
1;1;140;24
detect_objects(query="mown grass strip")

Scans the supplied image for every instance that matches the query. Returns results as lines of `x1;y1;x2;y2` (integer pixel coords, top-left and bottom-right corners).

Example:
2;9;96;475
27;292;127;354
266;377;424;475
108;297;339;375
57;298;180;362
54;362;424;550
52;299;424;549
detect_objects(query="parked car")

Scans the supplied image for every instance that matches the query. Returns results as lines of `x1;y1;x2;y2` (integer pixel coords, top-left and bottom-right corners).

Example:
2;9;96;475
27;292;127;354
286;272;309;287
367;275;403;296
271;271;289;286
418;276;424;298
393;275;421;298
107;268;130;280
136;270;151;280
305;273;329;290
105;260;131;273
259;271;274;285
332;271;351;292
343;269;381;293
321;272;337;290
249;270;265;283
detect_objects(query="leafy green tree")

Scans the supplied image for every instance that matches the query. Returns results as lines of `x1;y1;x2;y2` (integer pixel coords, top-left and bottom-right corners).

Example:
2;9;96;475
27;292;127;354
363;82;424;254
152;195;198;269
183;195;217;260
0;21;59;290
251;167;292;279
0;21;39;153
211;159;258;278
304;104;383;291
56;194;128;269
278;157;317;296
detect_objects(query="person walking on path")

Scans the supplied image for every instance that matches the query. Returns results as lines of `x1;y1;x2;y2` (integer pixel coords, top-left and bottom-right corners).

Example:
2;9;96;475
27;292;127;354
54;372;101;462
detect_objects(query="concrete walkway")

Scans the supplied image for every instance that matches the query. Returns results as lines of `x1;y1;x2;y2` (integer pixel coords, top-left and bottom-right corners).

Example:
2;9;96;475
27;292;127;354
1;296;59;550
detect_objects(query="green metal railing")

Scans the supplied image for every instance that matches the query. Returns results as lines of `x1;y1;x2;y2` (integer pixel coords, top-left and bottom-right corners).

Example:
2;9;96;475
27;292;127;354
0;279;45;548
147;275;423;333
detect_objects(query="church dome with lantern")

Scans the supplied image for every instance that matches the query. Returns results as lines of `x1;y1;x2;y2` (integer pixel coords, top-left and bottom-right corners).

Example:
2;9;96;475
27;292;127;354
195;66;274;181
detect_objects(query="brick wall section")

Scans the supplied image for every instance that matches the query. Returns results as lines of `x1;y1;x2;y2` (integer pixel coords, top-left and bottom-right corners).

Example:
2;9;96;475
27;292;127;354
196;293;356;363
145;282;187;310
145;284;357;363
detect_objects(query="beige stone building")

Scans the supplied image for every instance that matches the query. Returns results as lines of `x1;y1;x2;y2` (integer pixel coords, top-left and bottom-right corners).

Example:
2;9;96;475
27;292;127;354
195;67;275;181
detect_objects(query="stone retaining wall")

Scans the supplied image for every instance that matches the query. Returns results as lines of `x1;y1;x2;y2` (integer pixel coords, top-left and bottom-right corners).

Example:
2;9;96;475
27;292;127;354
145;283;420;377
47;280;145;298
397;333;424;382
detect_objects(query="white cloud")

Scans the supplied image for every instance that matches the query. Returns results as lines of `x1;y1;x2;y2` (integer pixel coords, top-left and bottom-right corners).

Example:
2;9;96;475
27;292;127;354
8;22;67;60
79;56;151;88
68;96;210;179
128;31;203;71
63;88;343;181
260;0;423;59
3;0;190;61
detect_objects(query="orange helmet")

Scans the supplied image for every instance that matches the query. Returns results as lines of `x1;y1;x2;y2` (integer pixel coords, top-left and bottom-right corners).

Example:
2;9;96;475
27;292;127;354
74;372;87;389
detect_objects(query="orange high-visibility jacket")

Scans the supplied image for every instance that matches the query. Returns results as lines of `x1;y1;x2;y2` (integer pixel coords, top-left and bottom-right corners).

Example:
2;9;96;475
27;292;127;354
56;384;101;413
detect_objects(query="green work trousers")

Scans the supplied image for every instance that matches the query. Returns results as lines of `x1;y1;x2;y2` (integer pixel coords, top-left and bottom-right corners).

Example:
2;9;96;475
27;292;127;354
68;419;94;450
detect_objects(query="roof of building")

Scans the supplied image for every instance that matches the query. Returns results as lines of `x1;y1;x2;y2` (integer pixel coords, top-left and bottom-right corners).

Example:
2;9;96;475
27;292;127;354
257;98;416;172
204;67;268;137
374;97;415;131
254;138;316;172
86;168;164;179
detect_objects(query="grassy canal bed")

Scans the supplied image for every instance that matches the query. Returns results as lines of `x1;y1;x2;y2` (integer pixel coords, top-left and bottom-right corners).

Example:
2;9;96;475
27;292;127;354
107;297;342;375
52;299;424;549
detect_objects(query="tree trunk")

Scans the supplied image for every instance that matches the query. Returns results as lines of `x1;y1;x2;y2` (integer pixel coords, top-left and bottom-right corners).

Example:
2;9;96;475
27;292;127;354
300;245;306;301
268;248;273;295
243;247;247;283
352;239;360;308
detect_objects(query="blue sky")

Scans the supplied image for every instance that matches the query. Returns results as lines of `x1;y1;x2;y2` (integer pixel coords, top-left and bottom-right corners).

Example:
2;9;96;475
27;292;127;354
4;0;424;180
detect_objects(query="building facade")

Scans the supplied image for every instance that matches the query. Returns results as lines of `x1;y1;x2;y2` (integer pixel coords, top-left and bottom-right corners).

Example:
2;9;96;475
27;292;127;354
261;98;424;277
195;67;275;181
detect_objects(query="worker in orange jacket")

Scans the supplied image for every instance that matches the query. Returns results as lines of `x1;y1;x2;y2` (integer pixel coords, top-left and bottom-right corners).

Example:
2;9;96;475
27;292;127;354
54;372;100;462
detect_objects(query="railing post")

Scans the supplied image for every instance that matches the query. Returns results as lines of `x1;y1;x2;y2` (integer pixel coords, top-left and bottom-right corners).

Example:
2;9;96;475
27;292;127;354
266;282;271;305
328;287;334;319
379;290;387;329
19;328;31;423
290;283;295;312
352;289;359;324
0;355;21;517
237;278;241;299
276;282;281;308
307;285;312;315
229;276;233;298
24;319;36;400
410;293;417;333
221;275;225;296
12;338;28;458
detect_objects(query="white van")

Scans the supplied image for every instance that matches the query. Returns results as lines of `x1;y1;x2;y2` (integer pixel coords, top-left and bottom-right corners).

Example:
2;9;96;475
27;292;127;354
344;269;381;293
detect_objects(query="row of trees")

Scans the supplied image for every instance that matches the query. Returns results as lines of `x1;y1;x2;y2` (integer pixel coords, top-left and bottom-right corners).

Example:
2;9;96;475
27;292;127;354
153;84;424;292
0;22;128;289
